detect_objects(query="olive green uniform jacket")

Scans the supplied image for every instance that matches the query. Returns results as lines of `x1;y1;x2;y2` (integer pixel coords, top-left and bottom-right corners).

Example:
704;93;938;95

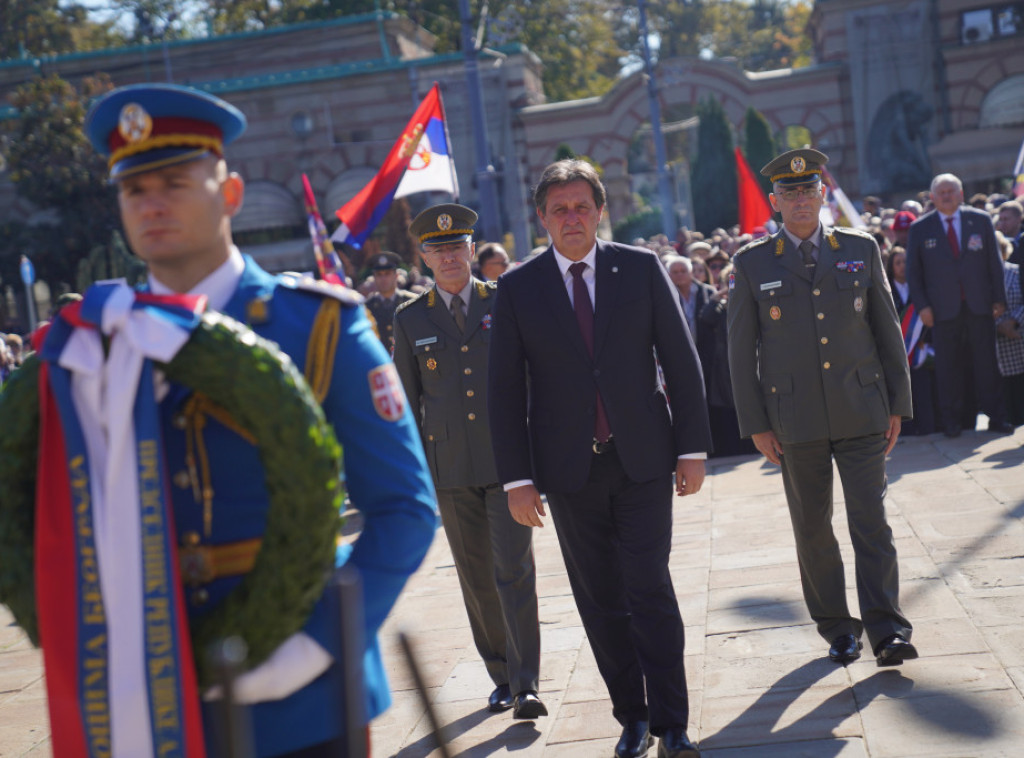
727;226;912;444
392;279;499;486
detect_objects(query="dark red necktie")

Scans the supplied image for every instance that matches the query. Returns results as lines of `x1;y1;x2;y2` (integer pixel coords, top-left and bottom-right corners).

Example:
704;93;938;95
569;262;610;442
946;217;960;259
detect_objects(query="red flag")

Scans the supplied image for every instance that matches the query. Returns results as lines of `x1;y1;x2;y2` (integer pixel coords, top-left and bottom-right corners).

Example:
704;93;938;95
333;83;450;249
735;147;773;234
302;174;345;285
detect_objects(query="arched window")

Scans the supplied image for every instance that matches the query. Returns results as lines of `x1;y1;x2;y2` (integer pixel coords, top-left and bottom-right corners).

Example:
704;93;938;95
979;74;1024;128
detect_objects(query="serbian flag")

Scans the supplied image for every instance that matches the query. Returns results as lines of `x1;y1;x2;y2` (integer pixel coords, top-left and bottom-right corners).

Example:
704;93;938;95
34;282;208;758
735;147;772;234
332;83;457;249
901;303;933;369
1012;137;1024;198
302;174;346;285
821;167;866;229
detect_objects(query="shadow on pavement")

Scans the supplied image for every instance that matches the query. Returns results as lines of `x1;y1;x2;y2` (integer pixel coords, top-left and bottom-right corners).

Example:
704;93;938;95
393;709;542;758
853;670;1001;738
701;662;1002;754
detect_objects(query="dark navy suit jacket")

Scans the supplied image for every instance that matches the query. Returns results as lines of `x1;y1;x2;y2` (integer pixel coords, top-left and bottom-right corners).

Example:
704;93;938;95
487;241;712;494
907;206;1007;321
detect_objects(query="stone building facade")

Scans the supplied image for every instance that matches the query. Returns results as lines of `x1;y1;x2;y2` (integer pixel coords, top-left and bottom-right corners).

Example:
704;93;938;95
2;2;1022;272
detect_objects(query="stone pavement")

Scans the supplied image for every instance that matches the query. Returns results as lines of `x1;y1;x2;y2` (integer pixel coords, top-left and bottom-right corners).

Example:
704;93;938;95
2;428;1023;757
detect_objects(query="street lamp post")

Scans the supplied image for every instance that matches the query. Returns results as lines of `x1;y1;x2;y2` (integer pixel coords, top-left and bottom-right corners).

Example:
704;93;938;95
457;0;503;244
637;0;677;239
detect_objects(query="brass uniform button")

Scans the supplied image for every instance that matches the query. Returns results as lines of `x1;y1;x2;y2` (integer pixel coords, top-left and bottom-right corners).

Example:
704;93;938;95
467;413;476;421
464;367;472;375
823;362;831;370
813;288;821;296
817;313;825;320
427;434;435;441
466;389;475;397
461;345;469;353
771;386;777;393
183;531;201;547
820;337;828;345
173;471;191;489
173;414;187;429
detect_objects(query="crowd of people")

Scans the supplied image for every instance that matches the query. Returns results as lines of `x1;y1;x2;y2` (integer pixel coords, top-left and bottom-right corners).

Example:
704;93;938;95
0;77;1019;758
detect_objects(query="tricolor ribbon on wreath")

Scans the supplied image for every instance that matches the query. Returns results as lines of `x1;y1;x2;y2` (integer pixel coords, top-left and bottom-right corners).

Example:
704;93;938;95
32;282;208;758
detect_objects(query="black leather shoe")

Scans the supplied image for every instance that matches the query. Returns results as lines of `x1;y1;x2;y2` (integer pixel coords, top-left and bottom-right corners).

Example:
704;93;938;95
512;690;548;719
986;421;1015;434
828;633;862;664
875;634;918;667
615;721;653;758
657;726;701;758
487;683;514;712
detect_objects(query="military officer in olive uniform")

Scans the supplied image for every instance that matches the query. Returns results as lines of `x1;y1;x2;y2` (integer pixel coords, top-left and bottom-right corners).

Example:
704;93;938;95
364;251;416;352
727;148;918;668
393;204;545;719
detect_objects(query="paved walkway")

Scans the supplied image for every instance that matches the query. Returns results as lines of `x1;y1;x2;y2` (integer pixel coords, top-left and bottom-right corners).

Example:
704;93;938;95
3;428;1023;757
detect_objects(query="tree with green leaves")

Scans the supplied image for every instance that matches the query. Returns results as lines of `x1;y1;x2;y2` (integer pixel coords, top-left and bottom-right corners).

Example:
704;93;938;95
0;75;121;292
742;106;777;199
690;96;735;234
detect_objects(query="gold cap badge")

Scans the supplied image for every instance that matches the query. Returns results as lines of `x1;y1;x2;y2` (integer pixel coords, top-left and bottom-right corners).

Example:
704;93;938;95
437;213;453;231
118;103;153;144
790;156;806;173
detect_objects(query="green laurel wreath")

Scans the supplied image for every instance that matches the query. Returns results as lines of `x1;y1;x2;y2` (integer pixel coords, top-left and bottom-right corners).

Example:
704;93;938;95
0;311;343;688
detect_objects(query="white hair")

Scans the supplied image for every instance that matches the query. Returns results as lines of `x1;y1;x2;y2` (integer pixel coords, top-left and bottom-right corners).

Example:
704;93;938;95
901;199;923;215
930;173;962;194
664;255;693;273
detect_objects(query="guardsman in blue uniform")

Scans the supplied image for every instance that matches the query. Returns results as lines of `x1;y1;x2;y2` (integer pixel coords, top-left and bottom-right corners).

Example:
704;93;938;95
84;83;437;757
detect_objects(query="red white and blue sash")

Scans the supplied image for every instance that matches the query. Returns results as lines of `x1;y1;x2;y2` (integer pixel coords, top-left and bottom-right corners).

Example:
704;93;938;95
34;282;208;758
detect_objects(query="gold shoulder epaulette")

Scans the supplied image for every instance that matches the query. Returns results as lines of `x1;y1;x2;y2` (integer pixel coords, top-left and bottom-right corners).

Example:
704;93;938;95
735;235;772;258
396;289;429;314
834;226;874;240
278;274;363;307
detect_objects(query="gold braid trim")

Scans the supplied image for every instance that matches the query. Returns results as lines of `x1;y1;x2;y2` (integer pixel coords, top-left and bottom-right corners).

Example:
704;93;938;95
182;393;257;538
420;229;473;241
770;170;822;183
304;299;341;404
109;134;223;168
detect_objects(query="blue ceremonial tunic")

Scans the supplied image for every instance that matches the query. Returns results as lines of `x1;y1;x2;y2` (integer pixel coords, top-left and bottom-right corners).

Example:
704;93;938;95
153;256;437;756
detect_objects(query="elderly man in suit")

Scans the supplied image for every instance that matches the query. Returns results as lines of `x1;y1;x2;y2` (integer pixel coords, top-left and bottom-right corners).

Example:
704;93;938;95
906;173;1011;436
392;204;544;719
728;148;917;669
489;160;711;758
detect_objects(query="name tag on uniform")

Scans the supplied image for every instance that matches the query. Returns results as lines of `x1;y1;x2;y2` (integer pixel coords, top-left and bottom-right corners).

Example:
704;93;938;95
415;336;438;347
760;280;783;291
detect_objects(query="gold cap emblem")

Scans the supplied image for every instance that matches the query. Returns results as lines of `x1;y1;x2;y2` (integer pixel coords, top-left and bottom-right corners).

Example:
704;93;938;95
790;156;806;173
118;103;153;144
437;213;453;231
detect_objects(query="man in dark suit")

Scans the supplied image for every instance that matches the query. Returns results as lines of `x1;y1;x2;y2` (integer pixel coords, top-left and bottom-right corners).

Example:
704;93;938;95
728;148;917;670
393;204;544;719
488;160;711;758
906;173;1010;436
